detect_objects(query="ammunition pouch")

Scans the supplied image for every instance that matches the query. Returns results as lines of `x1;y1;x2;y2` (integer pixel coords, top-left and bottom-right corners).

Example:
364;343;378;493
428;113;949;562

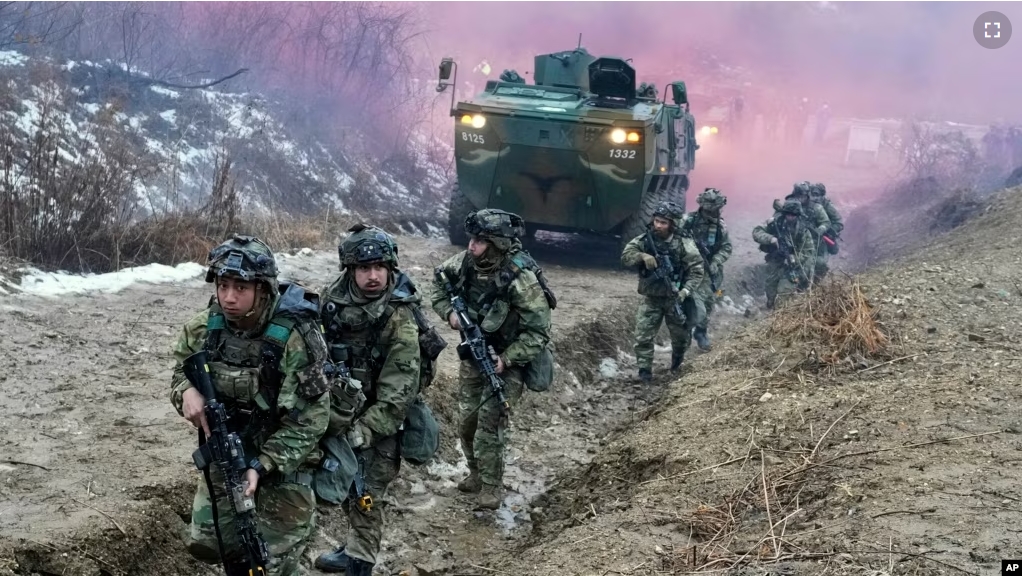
399;396;440;466
313;435;359;505
523;343;555;392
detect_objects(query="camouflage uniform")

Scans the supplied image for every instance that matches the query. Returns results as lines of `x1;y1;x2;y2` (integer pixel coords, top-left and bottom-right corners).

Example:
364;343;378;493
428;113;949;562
682;189;733;351
621;201;705;381
170;235;331;576
430;209;553;509
772;182;831;284
753;201;817;309
810;182;843;281
313;225;422;576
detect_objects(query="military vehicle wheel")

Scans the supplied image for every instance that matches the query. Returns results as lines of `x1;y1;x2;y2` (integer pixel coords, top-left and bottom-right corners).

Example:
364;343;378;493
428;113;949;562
447;181;473;246
618;185;683;253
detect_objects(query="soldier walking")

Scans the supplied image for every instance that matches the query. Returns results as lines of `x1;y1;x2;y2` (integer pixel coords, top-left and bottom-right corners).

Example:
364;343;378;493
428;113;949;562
682;189;732;352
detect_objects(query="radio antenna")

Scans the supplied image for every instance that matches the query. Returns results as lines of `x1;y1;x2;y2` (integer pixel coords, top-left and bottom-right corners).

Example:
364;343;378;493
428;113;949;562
577;33;582;50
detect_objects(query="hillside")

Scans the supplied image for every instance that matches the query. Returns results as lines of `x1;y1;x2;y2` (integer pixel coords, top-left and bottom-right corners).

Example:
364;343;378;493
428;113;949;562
479;186;1022;576
0;49;447;228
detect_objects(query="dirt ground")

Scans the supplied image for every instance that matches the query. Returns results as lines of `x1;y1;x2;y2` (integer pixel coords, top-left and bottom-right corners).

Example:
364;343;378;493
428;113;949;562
0;221;769;576
0;141;916;576
476;186;1022;576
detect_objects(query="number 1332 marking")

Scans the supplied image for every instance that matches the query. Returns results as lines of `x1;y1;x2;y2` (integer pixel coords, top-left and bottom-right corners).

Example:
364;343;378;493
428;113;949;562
609;149;636;159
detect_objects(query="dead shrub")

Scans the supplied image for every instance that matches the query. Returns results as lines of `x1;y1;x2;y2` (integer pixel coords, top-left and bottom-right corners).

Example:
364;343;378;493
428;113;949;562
0;92;159;273
769;276;892;366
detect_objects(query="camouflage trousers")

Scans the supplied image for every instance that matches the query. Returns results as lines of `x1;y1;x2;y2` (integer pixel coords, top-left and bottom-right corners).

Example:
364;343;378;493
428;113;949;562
815;241;831;281
694;272;723;330
339;434;402;565
764;263;805;309
632;295;705;370
458;361;526;487
187;467;317;576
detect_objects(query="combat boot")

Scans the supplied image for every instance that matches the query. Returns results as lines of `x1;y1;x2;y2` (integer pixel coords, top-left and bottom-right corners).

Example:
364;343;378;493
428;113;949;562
637;367;652;383
457;465;482;493
477;483;503;510
314;546;351;573
693;327;712;351
670;350;685;372
345;555;374;576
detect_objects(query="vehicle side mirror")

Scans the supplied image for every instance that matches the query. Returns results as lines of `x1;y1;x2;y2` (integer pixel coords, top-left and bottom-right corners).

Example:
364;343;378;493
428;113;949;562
439;58;454;81
671;82;688;106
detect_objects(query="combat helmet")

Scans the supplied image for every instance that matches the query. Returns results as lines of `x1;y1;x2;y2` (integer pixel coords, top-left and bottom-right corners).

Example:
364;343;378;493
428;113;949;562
465;209;525;252
697;188;727;211
205;234;279;294
810;182;827;197
778;200;805;217
652;200;685;229
791;181;812;198
338;223;399;270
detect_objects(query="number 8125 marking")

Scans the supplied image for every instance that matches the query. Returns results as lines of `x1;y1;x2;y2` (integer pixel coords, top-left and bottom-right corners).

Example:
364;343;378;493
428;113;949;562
461;132;485;144
609;149;636;159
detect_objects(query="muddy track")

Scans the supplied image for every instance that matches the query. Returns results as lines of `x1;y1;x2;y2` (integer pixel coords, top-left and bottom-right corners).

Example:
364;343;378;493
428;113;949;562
0;231;764;576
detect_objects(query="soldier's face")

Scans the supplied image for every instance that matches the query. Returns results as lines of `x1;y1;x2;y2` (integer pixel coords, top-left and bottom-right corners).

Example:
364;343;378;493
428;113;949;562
216;277;260;318
652;216;672;237
468;236;490;258
784;214;799;225
354;263;389;296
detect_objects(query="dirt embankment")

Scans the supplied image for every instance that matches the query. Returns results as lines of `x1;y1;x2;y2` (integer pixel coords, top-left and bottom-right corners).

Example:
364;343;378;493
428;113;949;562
2;233;751;576
480;187;1022;576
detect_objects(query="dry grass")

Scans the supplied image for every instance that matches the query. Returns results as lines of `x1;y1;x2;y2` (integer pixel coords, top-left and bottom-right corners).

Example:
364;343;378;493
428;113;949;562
770;276;893;366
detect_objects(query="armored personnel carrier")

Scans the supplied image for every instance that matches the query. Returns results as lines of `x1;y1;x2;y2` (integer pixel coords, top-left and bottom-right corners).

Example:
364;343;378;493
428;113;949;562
436;47;699;248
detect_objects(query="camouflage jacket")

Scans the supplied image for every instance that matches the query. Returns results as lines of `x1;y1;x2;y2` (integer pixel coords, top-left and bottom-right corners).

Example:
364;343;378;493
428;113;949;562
430;249;552;368
319;272;421;439
621;231;705;297
170;291;331;477
681;211;733;267
815;197;843;235
773;198;831;234
753;217;817;274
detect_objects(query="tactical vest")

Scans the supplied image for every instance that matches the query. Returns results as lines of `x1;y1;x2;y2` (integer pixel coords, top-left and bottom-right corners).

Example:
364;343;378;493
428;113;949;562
456;249;557;314
201;283;322;444
685;213;724;256
320;273;445;402
455;250;556;354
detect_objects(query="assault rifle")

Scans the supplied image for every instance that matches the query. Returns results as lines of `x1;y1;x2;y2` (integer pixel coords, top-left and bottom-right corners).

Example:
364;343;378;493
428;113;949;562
183;350;270;576
322;352;373;514
774;239;808;290
693;239;722;297
642;231;685;318
434;267;511;416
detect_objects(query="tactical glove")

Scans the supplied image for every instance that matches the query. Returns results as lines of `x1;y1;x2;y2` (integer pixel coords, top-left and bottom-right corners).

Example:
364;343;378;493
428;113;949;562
347;421;374;450
678;288;690;300
640;253;658;270
709;261;721;277
817;224;829;236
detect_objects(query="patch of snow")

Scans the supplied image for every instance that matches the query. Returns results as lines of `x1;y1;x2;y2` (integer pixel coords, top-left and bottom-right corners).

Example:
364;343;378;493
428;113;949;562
149;85;180;99
598;357;619;379
159;109;177;126
719;294;756;315
15;99;40;135
0;51;28;67
79;102;101;115
16;262;206;297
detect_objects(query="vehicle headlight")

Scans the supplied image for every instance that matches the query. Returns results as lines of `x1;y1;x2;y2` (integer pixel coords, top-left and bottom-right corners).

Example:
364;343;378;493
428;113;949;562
700;126;711;136
461;114;486;128
626;131;641;143
611;129;626;144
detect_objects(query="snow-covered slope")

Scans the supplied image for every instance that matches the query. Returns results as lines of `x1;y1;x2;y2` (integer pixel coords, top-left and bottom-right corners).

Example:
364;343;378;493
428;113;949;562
0;49;448;223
